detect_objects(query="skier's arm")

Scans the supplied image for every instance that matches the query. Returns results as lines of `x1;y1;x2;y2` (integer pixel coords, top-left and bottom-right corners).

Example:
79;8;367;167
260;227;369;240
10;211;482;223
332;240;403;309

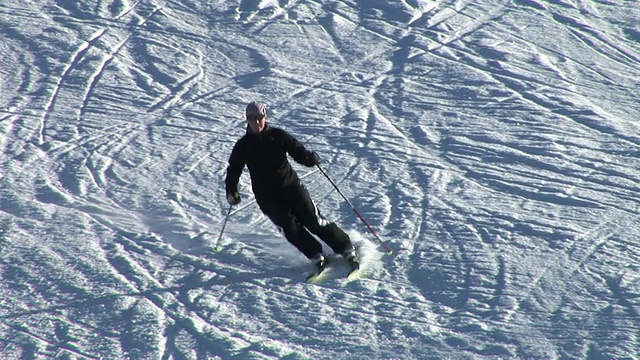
225;139;246;194
279;130;319;167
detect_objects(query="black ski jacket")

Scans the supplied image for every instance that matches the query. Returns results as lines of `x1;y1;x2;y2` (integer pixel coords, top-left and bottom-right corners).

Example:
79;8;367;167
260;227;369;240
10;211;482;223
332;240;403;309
225;124;317;196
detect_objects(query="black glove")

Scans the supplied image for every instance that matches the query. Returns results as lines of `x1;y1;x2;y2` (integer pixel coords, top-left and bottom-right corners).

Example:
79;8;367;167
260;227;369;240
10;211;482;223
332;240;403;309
226;191;241;206
306;151;321;167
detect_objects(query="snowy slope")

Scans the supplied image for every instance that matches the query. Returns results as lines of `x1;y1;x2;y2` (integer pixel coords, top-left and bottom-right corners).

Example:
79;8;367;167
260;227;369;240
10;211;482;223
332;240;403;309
1;0;640;358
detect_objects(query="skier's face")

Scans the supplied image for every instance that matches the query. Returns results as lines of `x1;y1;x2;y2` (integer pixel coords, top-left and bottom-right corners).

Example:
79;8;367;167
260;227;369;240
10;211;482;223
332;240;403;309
247;115;266;133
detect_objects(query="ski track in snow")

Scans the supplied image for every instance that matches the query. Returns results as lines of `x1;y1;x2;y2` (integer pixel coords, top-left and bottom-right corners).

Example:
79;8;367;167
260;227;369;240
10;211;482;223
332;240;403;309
1;0;639;358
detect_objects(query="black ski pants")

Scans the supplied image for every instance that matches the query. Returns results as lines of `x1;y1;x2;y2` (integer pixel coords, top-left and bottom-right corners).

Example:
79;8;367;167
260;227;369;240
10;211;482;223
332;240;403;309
254;181;352;259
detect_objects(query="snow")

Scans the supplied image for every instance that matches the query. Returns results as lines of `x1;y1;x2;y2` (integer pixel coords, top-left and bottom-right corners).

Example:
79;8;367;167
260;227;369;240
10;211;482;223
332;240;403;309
1;0;640;358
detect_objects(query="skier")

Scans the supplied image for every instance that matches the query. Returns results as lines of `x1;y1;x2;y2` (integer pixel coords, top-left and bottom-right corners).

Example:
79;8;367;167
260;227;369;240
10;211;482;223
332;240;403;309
224;101;359;276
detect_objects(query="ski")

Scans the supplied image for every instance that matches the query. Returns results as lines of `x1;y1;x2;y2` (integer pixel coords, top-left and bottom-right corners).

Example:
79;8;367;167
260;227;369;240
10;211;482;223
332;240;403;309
305;256;330;282
345;257;361;281
346;269;361;281
306;255;362;283
306;266;330;282
305;269;327;283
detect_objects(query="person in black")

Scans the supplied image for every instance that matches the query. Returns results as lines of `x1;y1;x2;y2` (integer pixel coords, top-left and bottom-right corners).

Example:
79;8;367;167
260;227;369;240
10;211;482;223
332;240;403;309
225;101;358;271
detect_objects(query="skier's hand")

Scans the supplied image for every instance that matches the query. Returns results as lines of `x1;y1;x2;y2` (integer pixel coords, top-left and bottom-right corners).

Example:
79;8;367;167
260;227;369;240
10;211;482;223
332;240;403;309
306;151;321;167
226;191;241;206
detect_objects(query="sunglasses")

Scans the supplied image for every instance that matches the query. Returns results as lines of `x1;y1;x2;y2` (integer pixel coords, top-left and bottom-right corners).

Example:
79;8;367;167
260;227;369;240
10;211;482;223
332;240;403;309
247;115;265;122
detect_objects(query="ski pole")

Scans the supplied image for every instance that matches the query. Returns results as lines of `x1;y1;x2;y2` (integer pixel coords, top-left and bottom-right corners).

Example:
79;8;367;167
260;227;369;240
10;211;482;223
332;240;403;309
214;204;233;252
316;164;393;255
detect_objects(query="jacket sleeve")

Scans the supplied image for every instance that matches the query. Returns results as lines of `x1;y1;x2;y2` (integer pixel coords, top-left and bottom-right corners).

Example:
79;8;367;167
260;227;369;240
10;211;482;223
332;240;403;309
279;129;316;167
225;139;246;194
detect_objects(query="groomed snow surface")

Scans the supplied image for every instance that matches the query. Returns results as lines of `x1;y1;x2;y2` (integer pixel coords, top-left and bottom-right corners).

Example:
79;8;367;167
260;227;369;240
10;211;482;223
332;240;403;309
1;0;640;359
